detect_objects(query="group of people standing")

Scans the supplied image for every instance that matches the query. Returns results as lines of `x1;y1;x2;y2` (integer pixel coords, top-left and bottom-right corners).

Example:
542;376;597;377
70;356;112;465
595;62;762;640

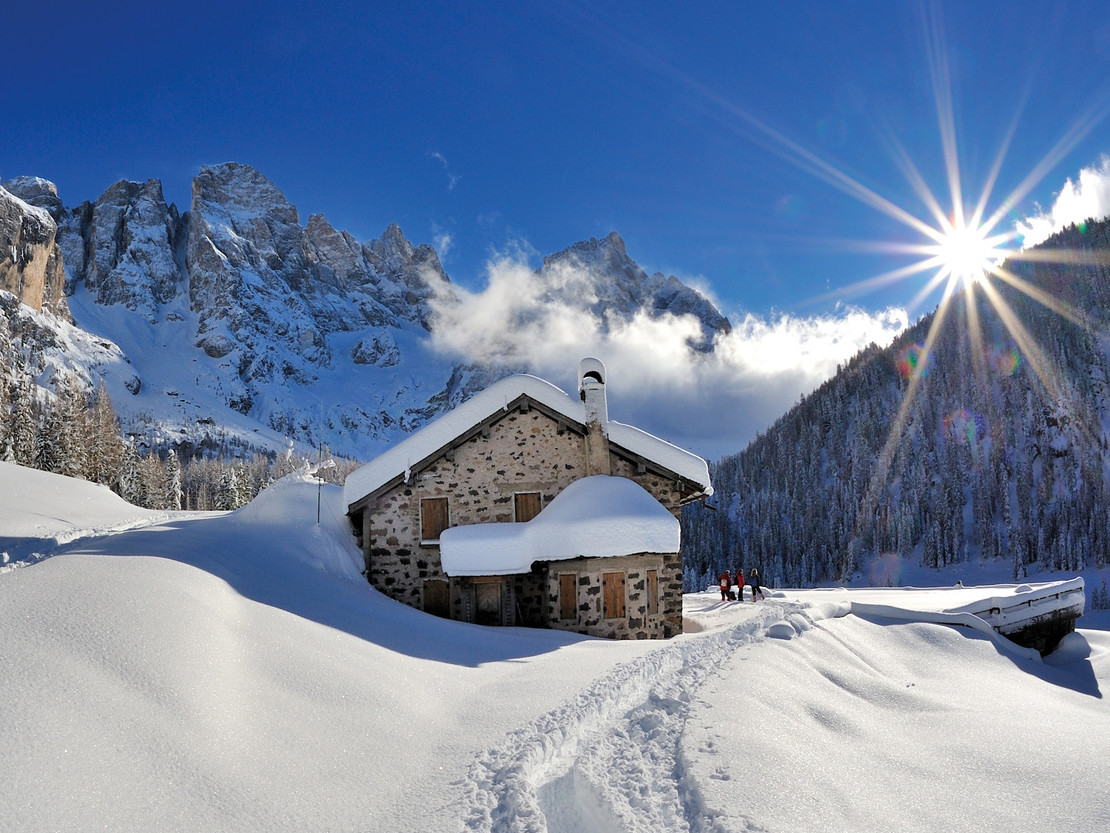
718;568;765;602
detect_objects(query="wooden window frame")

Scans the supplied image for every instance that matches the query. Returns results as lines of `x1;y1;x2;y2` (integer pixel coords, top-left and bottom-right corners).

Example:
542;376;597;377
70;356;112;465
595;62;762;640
420;496;450;543
603;571;626;620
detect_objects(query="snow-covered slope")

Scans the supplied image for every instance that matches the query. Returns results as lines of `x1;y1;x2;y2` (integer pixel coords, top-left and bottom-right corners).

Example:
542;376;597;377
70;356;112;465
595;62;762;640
2;462;1109;832
684;216;1110;589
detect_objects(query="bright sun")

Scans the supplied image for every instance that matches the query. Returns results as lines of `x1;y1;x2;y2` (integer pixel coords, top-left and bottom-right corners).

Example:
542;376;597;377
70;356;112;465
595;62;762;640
928;218;1005;286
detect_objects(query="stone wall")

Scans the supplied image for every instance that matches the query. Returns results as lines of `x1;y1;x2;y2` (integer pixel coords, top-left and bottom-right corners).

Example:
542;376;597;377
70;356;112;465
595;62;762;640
544;554;668;640
360;403;691;636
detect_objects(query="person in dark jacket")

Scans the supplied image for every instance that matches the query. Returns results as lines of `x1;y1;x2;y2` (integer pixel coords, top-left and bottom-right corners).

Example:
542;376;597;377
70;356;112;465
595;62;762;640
749;568;765;601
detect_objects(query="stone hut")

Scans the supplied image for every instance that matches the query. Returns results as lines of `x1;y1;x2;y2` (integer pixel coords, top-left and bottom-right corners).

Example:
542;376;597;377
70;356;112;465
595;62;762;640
344;358;713;639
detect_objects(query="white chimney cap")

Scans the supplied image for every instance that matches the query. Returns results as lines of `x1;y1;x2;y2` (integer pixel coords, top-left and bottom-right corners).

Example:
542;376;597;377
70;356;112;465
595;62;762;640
578;357;606;391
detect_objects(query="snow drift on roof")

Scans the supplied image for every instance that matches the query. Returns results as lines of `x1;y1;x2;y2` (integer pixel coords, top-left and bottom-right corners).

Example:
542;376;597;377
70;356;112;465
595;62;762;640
439;475;680;576
343;374;712;507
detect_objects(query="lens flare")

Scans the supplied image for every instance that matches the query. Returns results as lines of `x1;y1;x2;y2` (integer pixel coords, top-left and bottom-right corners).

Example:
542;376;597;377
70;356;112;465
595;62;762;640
869;552;904;587
987;344;1021;376
896;343;929;379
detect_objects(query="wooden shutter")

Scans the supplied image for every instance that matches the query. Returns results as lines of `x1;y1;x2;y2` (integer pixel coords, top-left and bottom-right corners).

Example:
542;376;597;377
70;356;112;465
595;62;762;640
514;491;542;522
420;497;449;541
559;573;577;620
603;572;626;619
646;569;659;615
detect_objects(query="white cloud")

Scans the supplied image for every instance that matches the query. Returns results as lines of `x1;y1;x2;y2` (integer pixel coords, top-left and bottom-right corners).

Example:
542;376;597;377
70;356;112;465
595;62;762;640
430;151;460;190
432;228;454;259
428;253;908;459
1015;155;1110;248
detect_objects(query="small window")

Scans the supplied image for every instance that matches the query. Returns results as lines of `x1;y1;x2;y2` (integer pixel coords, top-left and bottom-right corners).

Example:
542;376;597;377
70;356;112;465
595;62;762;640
603;572;626;619
420;497;449;542
514;491;542;523
646;569;659;615
559;573;577;620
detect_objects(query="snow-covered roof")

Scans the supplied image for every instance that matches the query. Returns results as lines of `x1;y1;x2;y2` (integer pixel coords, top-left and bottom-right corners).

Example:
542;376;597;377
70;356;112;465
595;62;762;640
439;475;680;576
344;373;712;507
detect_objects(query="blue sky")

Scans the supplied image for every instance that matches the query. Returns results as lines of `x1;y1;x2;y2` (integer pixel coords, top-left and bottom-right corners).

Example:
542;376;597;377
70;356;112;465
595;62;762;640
7;1;1108;313
7;1;1110;455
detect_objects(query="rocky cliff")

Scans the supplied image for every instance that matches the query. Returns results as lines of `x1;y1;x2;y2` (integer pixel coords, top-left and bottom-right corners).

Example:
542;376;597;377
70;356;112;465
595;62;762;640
0;178;69;319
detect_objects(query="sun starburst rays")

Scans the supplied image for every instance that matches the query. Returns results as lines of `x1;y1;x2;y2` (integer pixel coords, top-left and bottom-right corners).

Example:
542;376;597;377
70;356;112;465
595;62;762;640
776;3;1110;561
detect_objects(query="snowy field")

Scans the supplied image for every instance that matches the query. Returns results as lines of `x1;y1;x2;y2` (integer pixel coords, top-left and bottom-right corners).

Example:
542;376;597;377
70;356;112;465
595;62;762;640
2;460;1109;832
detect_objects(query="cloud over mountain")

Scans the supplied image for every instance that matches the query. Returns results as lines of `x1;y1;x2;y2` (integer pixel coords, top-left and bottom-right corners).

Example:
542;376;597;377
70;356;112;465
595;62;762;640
1016;155;1110;247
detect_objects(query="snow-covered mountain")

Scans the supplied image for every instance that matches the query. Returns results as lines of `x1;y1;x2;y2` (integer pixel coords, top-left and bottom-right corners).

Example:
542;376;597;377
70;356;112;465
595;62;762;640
684;217;1110;589
0;164;731;460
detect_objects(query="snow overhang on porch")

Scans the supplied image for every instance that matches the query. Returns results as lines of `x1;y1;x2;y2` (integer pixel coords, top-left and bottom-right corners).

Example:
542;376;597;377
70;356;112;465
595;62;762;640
439;475;680;577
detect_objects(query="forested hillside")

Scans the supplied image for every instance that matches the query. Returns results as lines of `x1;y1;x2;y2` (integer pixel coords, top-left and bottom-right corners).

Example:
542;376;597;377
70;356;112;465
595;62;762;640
683;218;1110;589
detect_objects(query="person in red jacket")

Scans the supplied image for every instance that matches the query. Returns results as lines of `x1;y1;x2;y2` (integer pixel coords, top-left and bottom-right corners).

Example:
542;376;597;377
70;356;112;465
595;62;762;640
719;570;732;601
735;569;746;602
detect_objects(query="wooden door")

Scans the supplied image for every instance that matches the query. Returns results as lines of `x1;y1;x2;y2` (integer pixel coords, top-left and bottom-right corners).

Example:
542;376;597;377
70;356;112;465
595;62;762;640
423;579;450;619
474;578;503;626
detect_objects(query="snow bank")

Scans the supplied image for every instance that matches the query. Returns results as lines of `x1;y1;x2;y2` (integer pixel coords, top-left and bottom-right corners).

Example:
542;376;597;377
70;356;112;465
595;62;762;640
440;475;680;575
0;461;165;569
4;462;1110;833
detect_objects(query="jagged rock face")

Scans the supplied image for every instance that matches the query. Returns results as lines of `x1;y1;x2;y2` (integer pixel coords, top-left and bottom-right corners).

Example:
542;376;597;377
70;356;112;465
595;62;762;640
74;179;183;321
185;162;453;381
540;231;730;350
0;180;70;320
186;162;334;368
306;215;453;330
351;332;401;367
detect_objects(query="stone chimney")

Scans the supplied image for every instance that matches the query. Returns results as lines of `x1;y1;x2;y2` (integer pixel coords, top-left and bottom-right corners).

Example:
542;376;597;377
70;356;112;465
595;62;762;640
578;357;611;476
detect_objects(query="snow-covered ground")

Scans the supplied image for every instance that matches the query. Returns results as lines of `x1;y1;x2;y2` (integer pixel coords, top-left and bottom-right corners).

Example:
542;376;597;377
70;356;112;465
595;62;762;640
2;460;1109;832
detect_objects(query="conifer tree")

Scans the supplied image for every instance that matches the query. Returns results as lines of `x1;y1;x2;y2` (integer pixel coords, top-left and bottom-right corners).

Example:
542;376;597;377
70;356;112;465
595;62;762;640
35;396;64;474
163;449;183;510
11;378;37;466
87;381;125;488
119;440;144;506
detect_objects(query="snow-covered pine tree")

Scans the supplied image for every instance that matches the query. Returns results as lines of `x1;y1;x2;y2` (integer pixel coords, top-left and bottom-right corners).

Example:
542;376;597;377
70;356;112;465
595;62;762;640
119;440;144;506
52;372;90;480
215;465;240;511
163;449;183;510
11;378;36;466
87;380;125;488
35;394;64;474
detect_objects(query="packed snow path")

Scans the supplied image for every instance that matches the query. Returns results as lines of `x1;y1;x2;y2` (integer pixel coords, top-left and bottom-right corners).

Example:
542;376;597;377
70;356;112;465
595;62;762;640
461;600;803;833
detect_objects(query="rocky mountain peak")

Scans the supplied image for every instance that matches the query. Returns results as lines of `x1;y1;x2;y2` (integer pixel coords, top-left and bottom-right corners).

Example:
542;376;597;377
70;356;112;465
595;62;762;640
3;177;65;220
374;222;416;260
191;163;300;230
541;231;731;349
0;180;70;319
